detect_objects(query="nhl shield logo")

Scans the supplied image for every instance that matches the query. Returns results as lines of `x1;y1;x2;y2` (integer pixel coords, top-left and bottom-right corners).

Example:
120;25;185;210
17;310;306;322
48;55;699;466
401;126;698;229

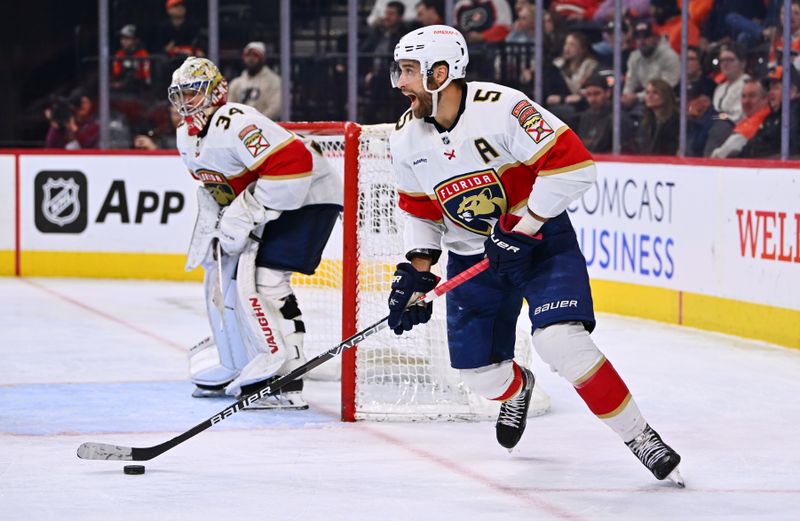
42;177;81;227
435;169;507;235
34;171;88;233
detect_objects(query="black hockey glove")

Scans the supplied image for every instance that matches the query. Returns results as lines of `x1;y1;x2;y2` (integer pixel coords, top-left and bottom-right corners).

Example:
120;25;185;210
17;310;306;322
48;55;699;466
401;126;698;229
387;262;440;335
484;214;543;275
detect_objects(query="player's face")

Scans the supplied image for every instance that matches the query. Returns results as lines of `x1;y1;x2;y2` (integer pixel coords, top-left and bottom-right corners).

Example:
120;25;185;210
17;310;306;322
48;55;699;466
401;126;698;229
395;60;434;118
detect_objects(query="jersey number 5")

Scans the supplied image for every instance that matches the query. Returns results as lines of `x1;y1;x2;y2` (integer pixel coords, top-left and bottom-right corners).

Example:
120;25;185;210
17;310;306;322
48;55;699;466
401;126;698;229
473;90;501;102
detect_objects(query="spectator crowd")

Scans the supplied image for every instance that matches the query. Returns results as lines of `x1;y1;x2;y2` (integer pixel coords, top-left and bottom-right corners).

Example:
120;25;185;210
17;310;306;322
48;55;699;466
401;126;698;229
45;0;800;159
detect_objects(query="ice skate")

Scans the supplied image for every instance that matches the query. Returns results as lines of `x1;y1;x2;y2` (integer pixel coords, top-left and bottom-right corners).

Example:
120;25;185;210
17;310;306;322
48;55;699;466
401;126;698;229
238;378;309;410
496;366;535;451
626;424;684;487
191;383;228;398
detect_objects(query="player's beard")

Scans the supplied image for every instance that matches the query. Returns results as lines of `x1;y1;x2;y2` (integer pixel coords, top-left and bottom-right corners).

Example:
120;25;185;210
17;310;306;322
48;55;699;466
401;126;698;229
412;90;434;118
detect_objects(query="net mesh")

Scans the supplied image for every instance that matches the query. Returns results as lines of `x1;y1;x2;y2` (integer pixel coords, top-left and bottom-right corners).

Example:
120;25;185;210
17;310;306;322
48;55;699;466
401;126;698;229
289;123;544;421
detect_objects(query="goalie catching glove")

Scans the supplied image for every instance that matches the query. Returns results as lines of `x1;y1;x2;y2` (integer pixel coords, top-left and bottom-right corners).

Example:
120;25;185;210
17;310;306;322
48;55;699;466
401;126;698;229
217;186;280;255
387;262;440;335
484;213;543;275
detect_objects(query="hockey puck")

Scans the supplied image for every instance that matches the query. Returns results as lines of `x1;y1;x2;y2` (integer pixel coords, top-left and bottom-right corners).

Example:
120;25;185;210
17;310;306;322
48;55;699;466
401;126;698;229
123;465;145;475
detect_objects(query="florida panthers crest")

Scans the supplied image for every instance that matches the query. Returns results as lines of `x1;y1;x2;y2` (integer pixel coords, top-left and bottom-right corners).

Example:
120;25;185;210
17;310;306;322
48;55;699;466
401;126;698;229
435;169;507;235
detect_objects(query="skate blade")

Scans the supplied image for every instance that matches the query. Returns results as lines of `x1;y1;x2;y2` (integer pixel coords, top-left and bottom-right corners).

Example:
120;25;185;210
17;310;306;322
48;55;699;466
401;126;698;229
243;395;309;410
666;467;685;488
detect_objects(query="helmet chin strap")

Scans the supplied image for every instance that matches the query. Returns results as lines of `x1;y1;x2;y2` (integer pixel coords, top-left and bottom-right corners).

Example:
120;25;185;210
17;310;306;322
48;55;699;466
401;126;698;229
425;76;452;120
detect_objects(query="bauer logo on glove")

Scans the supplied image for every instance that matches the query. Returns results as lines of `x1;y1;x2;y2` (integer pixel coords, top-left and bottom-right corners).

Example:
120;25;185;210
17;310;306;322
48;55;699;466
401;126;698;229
387;262;440;335
483;213;543;275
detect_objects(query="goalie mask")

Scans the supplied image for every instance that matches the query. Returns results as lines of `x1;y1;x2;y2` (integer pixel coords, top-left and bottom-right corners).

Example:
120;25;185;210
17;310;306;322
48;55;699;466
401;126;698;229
390;25;469;117
168;57;229;135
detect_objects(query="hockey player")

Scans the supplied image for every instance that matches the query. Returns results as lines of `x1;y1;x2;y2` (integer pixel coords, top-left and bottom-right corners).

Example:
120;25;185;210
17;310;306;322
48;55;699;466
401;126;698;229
385;26;684;485
169;57;343;409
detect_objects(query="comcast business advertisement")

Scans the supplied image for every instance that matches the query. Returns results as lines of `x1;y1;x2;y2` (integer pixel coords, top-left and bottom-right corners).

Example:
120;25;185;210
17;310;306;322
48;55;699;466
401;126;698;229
18;155;197;254
569;161;800;311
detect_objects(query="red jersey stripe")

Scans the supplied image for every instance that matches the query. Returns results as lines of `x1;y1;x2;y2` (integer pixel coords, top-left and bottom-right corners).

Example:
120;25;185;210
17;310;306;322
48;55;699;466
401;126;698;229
399;192;443;222
528;128;594;175
252;137;313;179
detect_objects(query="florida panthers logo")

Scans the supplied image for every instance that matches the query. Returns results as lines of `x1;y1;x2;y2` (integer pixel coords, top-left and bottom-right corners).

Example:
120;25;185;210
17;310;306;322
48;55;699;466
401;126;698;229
435;170;507;235
194;169;236;205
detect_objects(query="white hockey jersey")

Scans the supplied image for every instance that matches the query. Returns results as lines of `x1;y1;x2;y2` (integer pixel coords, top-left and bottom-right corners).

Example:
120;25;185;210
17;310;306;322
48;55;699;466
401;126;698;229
389;81;596;256
176;102;341;210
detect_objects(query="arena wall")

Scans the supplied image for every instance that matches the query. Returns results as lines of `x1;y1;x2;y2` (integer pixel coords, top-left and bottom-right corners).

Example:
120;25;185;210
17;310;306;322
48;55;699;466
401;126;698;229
0;150;797;348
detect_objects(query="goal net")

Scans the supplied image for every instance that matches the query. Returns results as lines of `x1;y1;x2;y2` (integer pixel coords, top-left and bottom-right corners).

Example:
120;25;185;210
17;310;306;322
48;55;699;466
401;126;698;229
284;122;550;421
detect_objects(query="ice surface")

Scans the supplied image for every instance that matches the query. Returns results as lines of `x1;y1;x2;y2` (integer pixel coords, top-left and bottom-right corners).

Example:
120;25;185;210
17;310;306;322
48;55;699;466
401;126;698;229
1;277;798;520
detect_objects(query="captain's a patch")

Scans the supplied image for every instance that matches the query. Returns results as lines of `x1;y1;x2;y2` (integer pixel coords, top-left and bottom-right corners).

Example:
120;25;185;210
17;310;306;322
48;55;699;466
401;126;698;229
512;100;554;144
239;124;270;157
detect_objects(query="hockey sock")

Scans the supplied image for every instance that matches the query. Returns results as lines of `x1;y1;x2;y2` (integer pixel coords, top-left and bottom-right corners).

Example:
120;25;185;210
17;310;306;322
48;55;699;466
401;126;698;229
573;357;647;443
493;361;524;401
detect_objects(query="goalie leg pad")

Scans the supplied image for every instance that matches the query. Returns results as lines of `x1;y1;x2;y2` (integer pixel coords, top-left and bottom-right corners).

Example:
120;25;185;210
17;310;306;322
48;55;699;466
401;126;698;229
190;255;246;387
225;245;293;396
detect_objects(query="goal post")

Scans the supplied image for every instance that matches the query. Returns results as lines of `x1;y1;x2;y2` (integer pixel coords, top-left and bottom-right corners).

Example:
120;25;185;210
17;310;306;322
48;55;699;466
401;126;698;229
281;121;550;422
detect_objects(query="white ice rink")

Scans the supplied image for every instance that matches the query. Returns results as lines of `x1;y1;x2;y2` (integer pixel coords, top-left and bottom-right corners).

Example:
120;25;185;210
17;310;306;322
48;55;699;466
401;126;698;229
1;277;799;521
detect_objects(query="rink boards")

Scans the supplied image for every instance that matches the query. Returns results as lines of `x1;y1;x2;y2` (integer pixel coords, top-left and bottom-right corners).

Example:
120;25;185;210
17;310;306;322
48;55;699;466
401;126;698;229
0;150;797;348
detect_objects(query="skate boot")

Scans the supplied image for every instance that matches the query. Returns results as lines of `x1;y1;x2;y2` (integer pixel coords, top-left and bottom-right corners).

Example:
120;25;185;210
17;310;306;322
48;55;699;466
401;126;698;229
496;366;535;451
626;424;685;487
191;382;228;398
238;378;309;410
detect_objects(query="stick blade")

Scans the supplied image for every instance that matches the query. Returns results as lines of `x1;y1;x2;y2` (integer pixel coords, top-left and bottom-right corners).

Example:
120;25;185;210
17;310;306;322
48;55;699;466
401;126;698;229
77;442;134;461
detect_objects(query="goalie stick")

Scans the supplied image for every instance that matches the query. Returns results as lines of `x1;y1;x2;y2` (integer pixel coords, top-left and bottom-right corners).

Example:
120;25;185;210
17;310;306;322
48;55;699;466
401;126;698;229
77;258;490;461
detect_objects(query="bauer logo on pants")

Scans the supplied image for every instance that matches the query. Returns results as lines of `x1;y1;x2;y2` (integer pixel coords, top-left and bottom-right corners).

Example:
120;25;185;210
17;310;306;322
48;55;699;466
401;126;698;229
34;170;88;233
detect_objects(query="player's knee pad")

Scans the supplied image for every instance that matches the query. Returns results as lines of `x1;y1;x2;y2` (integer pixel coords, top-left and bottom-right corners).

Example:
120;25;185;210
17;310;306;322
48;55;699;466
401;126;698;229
532;321;604;384
459;360;516;400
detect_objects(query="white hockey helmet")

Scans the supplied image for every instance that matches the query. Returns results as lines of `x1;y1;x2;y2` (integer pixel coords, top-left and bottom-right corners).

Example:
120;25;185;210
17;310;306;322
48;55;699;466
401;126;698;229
391;24;469;94
167;57;228;116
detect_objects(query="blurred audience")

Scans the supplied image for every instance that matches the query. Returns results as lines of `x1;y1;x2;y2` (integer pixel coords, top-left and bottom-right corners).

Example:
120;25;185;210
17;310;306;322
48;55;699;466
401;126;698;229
546;31;599;124
368;0;419;28
685;83;717;157
593;0;651;23
44;93;99;149
455;0;512;43
549;0;602;22
710;78;771;158
713;43;749;123
416;0;445;26
767;0;800;71
506;3;536;44
133;105;182;150
229;42;283;120
684;46;716;100
622;20;679;109
638;78;679;154
111;25;151;94
652;0;700;54
741;66;800;158
574;74;636;153
158;0;203;58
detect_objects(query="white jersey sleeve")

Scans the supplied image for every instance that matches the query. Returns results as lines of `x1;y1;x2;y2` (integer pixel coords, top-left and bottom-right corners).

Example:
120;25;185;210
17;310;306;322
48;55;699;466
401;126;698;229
229;107;313;211
503;96;596;218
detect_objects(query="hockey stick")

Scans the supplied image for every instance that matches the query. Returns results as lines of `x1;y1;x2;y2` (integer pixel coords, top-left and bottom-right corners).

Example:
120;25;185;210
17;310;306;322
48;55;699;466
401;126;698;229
76;258;490;461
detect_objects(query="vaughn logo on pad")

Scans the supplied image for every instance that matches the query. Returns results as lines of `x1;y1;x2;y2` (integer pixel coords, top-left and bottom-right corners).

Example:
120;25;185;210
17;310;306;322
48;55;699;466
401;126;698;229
34;170;88;233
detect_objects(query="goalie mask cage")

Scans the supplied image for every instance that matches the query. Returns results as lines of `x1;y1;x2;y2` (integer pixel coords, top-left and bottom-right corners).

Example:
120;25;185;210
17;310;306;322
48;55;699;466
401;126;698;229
283;121;547;422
